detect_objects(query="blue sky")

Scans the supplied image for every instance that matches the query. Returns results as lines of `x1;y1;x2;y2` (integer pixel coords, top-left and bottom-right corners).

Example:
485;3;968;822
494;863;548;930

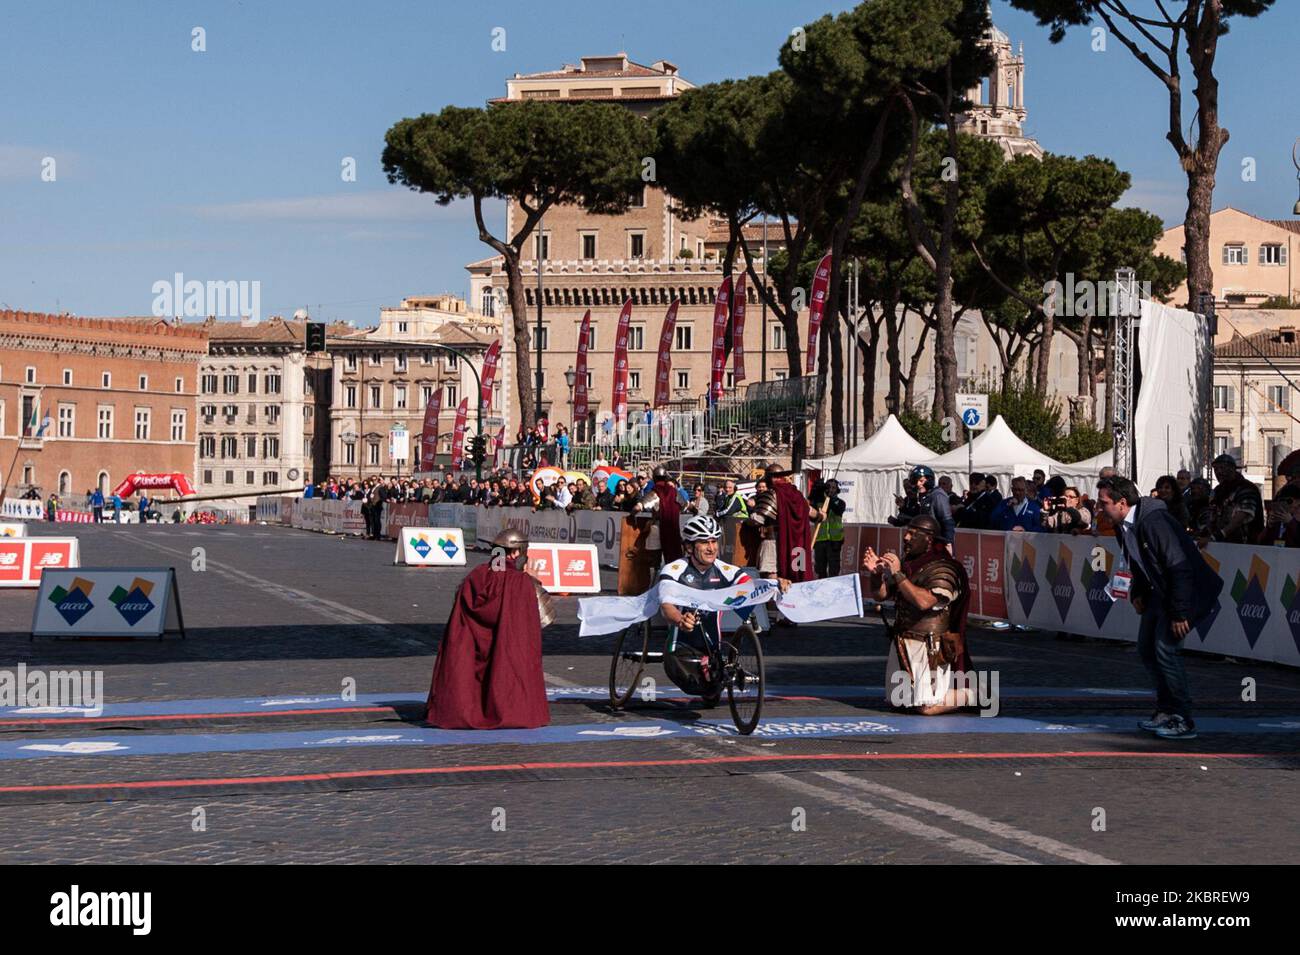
1;0;1296;327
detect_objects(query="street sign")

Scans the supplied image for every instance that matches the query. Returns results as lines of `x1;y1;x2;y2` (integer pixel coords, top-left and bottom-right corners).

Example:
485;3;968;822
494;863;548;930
388;425;409;462
957;394;988;431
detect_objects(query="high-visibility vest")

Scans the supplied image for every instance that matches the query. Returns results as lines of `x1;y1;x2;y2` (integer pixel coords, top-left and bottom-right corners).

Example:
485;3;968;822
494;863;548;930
815;500;844;543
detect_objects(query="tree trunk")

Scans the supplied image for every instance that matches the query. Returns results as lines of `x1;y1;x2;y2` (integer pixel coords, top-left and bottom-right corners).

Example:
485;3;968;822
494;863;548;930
1035;293;1055;396
885;298;903;415
502;250;537;430
860;319;880;436
904;316;930;413
830;306;845;453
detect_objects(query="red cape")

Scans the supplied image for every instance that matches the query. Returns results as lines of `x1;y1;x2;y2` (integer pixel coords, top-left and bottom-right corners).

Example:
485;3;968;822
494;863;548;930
654;482;683;563
426;562;550;729
775;481;815;581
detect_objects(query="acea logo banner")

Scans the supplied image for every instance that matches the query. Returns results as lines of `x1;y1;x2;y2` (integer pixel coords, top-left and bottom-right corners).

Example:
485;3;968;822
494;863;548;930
109;577;156;626
1008;539;1040;617
48;577;95;626
1002;533;1300;667
0;522;25;538
397;527;466;567
33;568;179;638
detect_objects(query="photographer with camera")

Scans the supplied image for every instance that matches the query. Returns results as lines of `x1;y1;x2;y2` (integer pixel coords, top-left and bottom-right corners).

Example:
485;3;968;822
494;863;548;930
1040;478;1092;535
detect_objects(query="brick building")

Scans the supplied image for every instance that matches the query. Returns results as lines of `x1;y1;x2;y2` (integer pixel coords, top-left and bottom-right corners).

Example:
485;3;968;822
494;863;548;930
0;310;208;501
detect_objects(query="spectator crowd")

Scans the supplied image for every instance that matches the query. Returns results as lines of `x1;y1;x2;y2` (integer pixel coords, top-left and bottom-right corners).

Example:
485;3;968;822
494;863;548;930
887;452;1291;549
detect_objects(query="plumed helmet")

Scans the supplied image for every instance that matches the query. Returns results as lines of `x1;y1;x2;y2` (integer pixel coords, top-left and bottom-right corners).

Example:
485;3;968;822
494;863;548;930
683;515;722;542
751;489;778;521
492;528;528;551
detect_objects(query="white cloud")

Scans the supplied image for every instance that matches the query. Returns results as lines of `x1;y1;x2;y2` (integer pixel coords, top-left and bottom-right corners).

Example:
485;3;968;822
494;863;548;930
190;190;484;223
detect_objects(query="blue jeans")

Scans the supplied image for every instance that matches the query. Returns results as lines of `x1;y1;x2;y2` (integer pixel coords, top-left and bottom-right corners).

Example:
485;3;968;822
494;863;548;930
1136;601;1194;722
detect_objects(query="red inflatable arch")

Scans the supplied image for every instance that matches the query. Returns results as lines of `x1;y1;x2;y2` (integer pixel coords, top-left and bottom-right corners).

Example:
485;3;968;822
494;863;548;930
112;472;197;498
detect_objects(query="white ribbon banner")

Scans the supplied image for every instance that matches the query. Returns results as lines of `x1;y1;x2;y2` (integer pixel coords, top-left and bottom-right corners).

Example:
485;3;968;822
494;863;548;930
577;574;862;637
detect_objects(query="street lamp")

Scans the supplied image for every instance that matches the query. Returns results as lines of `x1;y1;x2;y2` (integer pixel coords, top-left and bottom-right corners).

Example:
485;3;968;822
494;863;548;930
564;365;577;461
1293;138;1300;216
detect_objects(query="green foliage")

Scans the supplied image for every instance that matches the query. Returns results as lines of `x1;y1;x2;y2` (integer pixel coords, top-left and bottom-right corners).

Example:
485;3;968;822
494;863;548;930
987;378;1064;453
898;409;949;454
1258;296;1299;309
1050;426;1112;464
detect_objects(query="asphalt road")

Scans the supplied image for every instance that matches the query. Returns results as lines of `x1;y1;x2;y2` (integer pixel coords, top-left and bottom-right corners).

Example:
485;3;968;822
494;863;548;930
1;521;1297;864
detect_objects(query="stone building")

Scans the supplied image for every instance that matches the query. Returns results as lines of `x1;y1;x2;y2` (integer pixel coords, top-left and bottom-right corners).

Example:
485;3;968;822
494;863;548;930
467;54;781;441
955;22;1043;159
195;316;338;507
1156;207;1300;308
0;310;207;500
1213;322;1300;482
327;295;502;478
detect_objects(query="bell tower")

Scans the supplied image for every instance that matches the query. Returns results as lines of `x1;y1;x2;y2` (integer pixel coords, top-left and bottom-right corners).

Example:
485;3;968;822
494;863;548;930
957;22;1043;159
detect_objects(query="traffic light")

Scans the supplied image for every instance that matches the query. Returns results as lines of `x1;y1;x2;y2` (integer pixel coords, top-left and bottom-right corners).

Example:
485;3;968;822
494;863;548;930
469;434;488;468
305;322;326;353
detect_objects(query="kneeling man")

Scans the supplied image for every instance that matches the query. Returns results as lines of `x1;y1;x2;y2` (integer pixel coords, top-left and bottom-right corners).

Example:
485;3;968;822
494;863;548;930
863;515;975;714
425;528;550;729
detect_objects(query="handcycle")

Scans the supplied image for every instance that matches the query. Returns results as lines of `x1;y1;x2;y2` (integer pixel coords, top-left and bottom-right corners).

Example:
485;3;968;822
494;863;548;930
607;608;766;735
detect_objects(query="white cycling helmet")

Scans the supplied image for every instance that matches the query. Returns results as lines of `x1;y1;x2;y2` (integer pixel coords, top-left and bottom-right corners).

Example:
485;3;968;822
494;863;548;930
683;515;722;542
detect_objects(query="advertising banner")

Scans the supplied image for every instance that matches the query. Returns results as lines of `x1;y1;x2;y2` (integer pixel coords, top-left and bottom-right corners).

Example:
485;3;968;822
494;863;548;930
527;543;601;594
32;566;184;639
805;251;832;374
612;298;633;428
472;507;620;569
55;511;93;523
0;537;80;589
383;502;430;539
710;276;731;401
395;527;467;567
653;300;679;408
1;499;44;521
0;522;25;538
573;310;591;420
732;272;746;385
1003;533;1300;667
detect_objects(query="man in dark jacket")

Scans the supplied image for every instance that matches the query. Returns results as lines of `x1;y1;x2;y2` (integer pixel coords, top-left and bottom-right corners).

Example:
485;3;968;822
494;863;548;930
1096;476;1224;741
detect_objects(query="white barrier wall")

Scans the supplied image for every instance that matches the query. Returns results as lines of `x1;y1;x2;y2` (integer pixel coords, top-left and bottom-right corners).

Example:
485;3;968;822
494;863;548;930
1003;532;1300;668
2;499;46;521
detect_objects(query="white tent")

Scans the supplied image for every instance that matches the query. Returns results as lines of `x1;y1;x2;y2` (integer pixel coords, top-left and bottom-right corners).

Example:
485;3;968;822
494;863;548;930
1052;448;1116;491
928;415;1069;495
804;415;939;523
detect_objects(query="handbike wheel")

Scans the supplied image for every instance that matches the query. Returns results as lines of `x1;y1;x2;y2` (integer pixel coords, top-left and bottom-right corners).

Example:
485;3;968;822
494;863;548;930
609;620;651;710
725;622;765;735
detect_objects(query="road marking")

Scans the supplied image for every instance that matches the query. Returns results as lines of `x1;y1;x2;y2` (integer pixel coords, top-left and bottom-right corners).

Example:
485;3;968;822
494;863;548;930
816;771;1120;865
759;773;1035;863
0;751;1272;798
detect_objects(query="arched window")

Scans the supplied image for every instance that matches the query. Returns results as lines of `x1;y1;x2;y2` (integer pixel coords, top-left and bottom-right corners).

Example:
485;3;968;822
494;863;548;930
98;471;110;494
58;470;71;496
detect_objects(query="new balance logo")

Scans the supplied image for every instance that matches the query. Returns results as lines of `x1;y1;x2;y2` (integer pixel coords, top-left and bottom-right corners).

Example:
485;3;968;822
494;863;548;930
37;553;65;566
565;560;587;572
0;553;17;565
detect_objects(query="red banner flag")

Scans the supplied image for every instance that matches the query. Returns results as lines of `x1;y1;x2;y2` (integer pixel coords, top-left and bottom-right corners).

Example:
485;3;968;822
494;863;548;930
710;276;732;401
573;309;591;420
732;272;747;385
420;383;443;468
612;298;633;429
653;299;680;408
450;398;469;471
805;252;832;374
479;339;501;410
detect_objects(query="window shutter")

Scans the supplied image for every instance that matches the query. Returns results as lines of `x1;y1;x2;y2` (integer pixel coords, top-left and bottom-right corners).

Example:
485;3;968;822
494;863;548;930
1222;245;1230;264
1282;245;1289;266
1259;245;1267;265
1228;388;1235;412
